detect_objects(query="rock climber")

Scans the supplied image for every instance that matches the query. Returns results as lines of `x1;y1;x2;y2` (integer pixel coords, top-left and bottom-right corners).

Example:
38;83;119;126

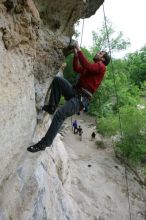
91;132;96;141
78;126;83;141
27;41;111;152
72;120;78;134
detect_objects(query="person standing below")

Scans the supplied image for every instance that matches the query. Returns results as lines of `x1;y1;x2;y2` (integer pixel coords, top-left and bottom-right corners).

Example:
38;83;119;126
27;41;111;152
78;126;83;141
91;132;96;141
72;120;78;134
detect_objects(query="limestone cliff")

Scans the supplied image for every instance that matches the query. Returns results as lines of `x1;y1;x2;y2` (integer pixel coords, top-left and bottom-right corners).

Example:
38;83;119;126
0;0;104;219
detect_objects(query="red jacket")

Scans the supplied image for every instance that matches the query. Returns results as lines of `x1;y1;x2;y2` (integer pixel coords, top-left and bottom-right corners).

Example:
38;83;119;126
73;51;106;94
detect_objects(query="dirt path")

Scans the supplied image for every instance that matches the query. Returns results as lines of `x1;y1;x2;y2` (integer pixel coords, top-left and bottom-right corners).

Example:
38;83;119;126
63;113;146;220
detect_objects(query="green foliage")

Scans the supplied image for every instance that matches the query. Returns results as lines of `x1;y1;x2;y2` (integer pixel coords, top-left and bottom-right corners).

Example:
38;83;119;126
88;59;140;117
97;105;146;164
64;53;76;84
88;52;143;164
141;81;146;97
97;115;119;136
116;106;146;163
59;96;65;106
90;18;130;55
126;45;146;88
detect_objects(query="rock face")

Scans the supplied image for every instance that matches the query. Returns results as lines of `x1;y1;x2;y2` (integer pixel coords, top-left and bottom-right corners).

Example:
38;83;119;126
0;0;104;219
0;131;78;220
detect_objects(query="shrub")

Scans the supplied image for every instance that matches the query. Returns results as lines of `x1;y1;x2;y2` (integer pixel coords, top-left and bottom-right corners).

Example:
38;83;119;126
97;115;119;136
115;105;146;163
97;105;146;163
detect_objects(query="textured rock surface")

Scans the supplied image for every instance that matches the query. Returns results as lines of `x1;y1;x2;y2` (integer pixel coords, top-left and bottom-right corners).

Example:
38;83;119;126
0;124;78;220
0;31;36;183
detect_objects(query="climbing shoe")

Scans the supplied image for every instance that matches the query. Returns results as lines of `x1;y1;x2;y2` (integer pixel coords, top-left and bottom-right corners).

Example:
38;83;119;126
27;140;47;153
42;105;55;115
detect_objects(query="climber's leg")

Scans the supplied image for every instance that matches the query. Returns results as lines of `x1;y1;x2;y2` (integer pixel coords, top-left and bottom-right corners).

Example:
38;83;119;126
27;95;81;153
42;76;75;114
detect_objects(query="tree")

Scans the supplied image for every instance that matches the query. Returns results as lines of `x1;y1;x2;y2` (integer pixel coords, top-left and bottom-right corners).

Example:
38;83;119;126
126;45;146;88
90;18;131;55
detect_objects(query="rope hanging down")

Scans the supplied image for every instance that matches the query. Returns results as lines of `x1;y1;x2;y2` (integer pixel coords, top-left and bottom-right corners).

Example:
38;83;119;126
80;18;85;47
70;4;86;127
102;4;132;220
102;4;123;137
80;0;87;47
71;4;143;219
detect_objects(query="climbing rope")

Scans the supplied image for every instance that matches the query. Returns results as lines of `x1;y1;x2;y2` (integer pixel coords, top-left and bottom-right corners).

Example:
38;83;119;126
80;18;85;47
71;3;86;128
102;4;132;220
69;3;143;218
102;4;123;136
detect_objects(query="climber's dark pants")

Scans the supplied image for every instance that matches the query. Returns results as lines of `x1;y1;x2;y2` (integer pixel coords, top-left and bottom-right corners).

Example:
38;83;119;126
41;76;89;147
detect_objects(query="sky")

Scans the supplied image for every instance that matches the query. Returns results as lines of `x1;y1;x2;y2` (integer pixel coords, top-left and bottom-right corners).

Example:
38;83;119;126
76;0;146;57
